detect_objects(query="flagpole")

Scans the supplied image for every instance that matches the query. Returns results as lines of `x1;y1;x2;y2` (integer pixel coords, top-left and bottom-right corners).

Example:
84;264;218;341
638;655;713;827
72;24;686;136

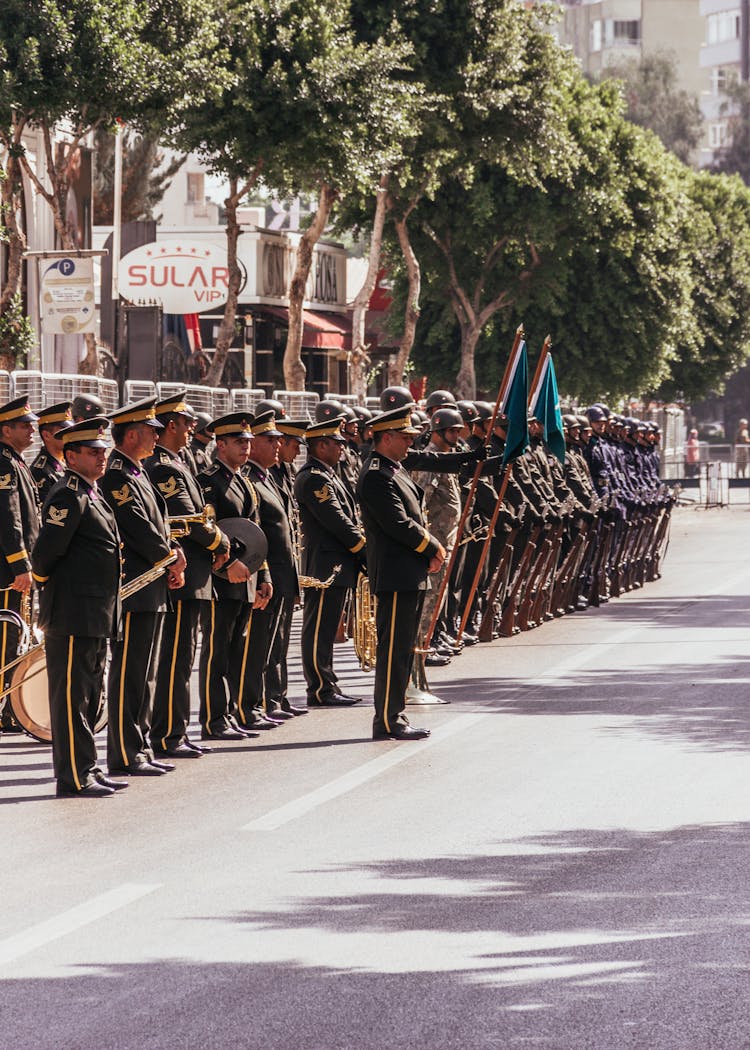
454;335;549;644
419;325;525;655
527;336;552;415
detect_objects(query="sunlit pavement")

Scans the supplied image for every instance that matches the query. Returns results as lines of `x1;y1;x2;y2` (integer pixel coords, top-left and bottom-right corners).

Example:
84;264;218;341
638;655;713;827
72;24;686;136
2;505;750;1049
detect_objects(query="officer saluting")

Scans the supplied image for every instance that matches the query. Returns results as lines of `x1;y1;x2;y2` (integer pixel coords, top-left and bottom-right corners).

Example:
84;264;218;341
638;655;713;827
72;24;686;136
356;407;446;740
32;418;126;797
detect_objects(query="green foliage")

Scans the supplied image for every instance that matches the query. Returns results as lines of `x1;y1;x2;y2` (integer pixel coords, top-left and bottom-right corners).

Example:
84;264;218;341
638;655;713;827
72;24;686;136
93;127;184;224
712;74;750;184
0;293;37;367
601;51;703;164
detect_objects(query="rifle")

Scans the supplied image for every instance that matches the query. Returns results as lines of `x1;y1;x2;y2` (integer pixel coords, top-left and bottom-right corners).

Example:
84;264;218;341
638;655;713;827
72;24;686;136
517;526;553;632
552;519;587;613
529;521;564;628
590;520;613;604
498;525;541;637
477;527;518;642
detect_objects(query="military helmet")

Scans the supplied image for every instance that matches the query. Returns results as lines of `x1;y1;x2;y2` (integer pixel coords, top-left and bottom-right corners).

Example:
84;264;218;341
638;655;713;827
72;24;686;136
456;400;479;425
562;413;579;429
380;386;414;411
315;399;344;422
577;415;591;429
424;389;457;412
339;405;357;423
352;406;372;423
430;407;464;432
586;405;607;422
254;398;287;419
473;401;494;422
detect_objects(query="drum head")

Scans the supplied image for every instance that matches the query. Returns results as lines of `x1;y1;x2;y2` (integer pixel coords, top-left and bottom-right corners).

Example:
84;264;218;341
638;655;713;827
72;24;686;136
9;648;51;743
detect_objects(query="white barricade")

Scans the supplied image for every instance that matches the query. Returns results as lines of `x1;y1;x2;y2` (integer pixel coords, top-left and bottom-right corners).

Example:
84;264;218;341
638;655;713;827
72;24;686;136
273;389;319;421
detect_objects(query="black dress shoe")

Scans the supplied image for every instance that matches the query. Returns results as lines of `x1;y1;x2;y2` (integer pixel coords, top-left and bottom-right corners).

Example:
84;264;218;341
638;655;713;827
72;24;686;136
373;725;431;741
201;726;246;740
240;714;279;730
281;701;309;716
184;738;212;753
154;743;202;759
94;771;129;790
425;652;451;667
109;762;166;777
149;758;176;773
461;631;479;646
315;694;358;707
57;780;115;798
265;708;295;720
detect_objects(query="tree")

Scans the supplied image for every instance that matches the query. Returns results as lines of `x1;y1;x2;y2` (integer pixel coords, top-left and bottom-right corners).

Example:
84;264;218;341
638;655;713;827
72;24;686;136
602;51;703;164
93;128;184;225
712;75;750;184
0;0;224;371
174;0;419;389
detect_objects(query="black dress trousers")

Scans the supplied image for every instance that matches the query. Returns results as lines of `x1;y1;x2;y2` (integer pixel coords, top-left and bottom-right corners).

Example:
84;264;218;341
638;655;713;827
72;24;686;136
48;634;107;792
198;598;251;734
372;589;424;736
107;610;164;770
301;585;348;705
151;598;202;750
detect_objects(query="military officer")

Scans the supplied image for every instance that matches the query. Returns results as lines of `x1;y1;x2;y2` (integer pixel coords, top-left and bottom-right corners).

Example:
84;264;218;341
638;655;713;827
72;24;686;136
32;418;127;797
240;410;298;728
145;392;231;757
267;418;309;717
197;412;272;740
30;402;73;503
189;412;214;473
100;398;186;776
295;417;366;707
0;396;39;732
357;407;446;740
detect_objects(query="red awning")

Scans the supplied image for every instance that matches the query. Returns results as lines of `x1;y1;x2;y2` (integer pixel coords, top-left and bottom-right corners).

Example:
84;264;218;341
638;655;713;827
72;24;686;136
251;305;351;351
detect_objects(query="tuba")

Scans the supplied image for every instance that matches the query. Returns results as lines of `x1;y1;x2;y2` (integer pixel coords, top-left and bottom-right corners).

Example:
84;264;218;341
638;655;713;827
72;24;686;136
352;572;377;672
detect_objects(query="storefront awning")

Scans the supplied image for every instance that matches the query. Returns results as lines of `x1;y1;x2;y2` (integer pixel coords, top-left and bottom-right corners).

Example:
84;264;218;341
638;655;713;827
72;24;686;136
251;305;351;351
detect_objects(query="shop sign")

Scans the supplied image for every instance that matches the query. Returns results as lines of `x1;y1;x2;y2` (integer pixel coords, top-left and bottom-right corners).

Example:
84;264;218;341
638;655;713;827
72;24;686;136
118;241;242;313
39;256;96;334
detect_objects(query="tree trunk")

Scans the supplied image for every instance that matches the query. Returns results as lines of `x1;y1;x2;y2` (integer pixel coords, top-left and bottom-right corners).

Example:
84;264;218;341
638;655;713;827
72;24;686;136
0;151;27;314
284;182;337;391
349;174;389;401
204;177;245;388
455;324;481;399
389;213;420;385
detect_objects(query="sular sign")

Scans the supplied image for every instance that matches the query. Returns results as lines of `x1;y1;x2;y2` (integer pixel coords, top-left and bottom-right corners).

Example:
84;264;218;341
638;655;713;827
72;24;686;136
118;241;245;314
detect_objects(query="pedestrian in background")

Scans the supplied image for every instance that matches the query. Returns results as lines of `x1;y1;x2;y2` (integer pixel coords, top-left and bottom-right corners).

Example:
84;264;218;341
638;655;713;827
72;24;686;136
735;419;749;478
685;429;700;479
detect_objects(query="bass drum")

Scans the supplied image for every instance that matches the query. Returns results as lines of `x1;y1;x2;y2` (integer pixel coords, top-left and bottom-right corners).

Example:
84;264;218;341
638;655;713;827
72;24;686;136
8;648;107;744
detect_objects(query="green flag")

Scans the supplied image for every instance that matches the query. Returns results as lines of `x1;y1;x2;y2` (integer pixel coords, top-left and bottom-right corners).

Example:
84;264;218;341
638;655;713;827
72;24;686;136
536;354;565;464
501;342;529;467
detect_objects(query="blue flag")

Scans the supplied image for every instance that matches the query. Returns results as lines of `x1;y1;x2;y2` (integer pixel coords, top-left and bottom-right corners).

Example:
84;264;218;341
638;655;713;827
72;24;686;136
536;354;566;464
501;342;529;467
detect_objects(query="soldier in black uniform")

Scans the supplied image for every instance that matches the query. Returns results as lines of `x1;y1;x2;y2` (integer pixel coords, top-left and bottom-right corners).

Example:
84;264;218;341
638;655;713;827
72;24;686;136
295;418;366;707
30;402;73;503
145;392;231;757
189;412;214;473
0;396;40;732
357;407;446;740
241;411;298;728
197;412;272;739
100;398;186;776
32;418;127;797
267;418;309;717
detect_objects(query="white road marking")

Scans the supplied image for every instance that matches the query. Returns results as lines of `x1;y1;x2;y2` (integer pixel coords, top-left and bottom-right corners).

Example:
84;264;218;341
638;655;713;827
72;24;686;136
242;713;487;831
0;883;161;966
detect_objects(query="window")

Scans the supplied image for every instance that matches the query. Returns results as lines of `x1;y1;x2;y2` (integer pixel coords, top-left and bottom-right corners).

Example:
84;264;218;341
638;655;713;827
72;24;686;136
613;19;641;44
186;172;204;204
711;67;729;94
590;18;602;52
707;9;741;45
709;121;729;148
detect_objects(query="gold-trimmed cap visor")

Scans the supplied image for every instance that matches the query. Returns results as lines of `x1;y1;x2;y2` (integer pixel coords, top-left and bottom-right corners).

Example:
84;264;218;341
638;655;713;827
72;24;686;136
0;396;39;424
211;412;254;439
370;407;421;436
109;397;164;428
58;415;110;448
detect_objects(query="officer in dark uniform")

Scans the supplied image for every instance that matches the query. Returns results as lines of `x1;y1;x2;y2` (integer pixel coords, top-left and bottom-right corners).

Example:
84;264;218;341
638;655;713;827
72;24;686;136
30;402;73;503
32;418;127;797
197;412;272;739
241;410;298;728
357;407;446;740
190;412;214;473
145;392;231;757
295;417;366;707
100;398;186;776
267;418;309;717
0;396;39;731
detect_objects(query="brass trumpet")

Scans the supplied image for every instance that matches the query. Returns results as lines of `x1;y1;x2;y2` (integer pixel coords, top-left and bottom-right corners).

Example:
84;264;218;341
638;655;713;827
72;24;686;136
352;572;377;672
167;504;216;539
120;551;179;601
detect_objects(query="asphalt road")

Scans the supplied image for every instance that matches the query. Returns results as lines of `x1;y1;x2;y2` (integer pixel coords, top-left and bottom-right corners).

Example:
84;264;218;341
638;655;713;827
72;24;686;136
2;504;750;1049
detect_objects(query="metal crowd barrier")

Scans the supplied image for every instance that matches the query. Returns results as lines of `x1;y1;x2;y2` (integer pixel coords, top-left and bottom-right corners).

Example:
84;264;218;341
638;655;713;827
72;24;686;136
273;390;319;421
123;380;156;404
230;389;266;414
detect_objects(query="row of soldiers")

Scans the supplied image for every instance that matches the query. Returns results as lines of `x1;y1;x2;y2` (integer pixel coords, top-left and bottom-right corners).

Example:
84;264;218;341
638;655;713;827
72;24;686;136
0;381;672;796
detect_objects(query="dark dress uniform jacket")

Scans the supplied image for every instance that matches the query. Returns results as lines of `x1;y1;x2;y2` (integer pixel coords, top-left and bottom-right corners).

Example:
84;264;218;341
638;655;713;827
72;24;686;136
145;446;228;601
99;451;172;613
198;459;267;602
30;450;65;506
32;471;120;638
0;440;39;587
356;453;440;594
294;457;365;589
244;461;299;599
